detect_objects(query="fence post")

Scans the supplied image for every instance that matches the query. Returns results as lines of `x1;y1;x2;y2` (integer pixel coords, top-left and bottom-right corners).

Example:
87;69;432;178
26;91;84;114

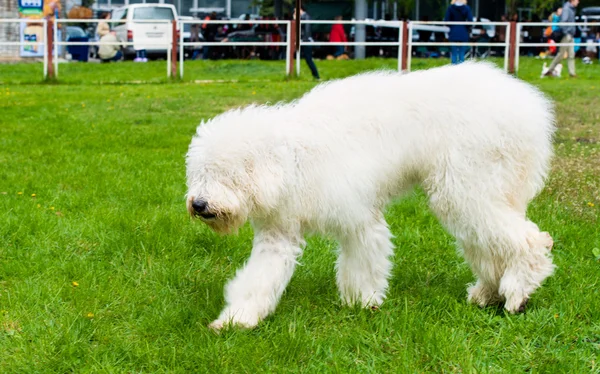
179;20;184;79
171;20;178;79
401;21;409;71
53;20;58;77
284;21;291;76
508;21;517;74
43;19;48;79
47;19;54;79
288;20;296;76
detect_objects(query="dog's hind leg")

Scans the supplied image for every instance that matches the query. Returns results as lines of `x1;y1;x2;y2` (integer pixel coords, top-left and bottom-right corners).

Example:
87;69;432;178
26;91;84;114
430;194;554;313
462;212;554;313
335;214;394;308
497;227;554;313
209;225;303;330
462;242;504;308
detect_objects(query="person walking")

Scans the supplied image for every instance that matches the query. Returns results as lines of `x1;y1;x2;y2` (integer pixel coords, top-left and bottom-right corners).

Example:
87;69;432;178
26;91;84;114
544;0;579;78
294;5;320;80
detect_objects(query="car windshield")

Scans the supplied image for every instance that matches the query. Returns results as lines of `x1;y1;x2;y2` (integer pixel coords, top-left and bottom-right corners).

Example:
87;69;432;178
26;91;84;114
133;7;174;20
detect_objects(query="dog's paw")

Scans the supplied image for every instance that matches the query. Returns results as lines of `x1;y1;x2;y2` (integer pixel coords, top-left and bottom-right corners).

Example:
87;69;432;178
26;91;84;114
208;308;260;331
504;297;529;314
208;319;227;332
467;281;501;308
208;317;257;331
539;231;554;251
500;280;530;314
340;290;385;309
525;231;554;253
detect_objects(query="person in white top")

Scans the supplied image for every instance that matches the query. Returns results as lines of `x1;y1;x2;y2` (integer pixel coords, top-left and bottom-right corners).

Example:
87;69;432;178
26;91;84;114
98;31;123;62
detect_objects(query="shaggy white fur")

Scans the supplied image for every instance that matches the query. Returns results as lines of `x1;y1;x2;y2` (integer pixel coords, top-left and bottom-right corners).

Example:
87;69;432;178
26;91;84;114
185;61;556;330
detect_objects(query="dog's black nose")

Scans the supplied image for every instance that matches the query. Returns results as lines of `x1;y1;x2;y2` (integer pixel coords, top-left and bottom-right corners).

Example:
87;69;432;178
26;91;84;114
191;199;208;214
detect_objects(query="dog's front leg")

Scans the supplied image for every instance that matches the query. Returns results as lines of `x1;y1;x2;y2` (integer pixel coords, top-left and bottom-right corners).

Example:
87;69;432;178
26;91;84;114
336;216;394;308
209;226;302;330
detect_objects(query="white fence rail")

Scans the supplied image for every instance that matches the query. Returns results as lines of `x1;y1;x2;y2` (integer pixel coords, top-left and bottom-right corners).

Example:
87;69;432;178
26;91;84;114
178;19;291;78
299;20;404;74
54;18;175;78
408;21;511;73
2;18;599;80
515;21;600;74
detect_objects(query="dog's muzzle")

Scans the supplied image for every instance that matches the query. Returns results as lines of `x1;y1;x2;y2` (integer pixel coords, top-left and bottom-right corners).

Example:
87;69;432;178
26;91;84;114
187;197;217;219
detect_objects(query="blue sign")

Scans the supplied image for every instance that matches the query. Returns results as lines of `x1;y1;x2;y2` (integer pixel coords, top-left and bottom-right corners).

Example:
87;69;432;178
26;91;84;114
18;0;44;15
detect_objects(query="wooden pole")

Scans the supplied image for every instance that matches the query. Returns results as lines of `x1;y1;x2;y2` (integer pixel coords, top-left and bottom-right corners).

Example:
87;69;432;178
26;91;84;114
508;21;516;74
401;21;408;71
171;20;178;78
47;19;54;79
295;0;301;55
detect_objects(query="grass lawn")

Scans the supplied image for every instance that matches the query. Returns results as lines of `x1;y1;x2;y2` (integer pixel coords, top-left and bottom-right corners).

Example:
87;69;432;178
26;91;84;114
1;58;599;372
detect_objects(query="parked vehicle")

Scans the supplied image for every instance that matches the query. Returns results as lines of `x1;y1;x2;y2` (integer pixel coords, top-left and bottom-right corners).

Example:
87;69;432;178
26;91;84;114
110;4;178;60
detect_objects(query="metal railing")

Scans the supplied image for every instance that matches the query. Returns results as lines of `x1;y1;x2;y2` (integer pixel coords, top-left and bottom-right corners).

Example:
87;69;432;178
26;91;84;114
3;18;599;80
408;21;511;72
515;21;600;75
299;20;404;74
178;19;290;78
53;18;174;77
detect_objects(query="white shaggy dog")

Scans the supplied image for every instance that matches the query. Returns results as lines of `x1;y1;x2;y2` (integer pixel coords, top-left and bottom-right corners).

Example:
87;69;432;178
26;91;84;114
186;62;556;330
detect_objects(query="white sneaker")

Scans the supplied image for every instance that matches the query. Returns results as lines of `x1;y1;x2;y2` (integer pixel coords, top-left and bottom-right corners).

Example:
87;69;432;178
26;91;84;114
134;57;143;62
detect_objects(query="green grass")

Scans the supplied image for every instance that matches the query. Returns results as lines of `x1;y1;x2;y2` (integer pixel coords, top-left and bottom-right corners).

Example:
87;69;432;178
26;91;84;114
3;55;599;85
1;58;599;372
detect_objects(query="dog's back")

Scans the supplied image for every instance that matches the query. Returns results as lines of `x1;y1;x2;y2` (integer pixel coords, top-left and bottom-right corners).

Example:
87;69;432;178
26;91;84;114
291;62;555;204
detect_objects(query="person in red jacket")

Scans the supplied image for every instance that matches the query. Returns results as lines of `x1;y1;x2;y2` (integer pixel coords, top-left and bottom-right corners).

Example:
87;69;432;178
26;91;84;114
329;16;347;58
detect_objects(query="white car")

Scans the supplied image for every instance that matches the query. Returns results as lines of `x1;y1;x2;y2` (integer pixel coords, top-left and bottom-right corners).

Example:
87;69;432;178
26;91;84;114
110;4;178;60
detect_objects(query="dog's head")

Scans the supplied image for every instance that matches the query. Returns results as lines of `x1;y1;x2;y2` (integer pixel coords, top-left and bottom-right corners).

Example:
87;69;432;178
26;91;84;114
185;177;249;234
185;117;252;234
186;106;288;234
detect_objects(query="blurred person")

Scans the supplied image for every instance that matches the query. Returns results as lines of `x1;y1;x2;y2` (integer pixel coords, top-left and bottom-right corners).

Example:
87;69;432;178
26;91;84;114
444;0;473;64
329;15;348;59
495;14;508;56
293;5;320;80
191;23;202;60
98;31;123;63
496;14;507;43
551;7;563;32
202;12;219;60
96;12;110;39
544;0;579;78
